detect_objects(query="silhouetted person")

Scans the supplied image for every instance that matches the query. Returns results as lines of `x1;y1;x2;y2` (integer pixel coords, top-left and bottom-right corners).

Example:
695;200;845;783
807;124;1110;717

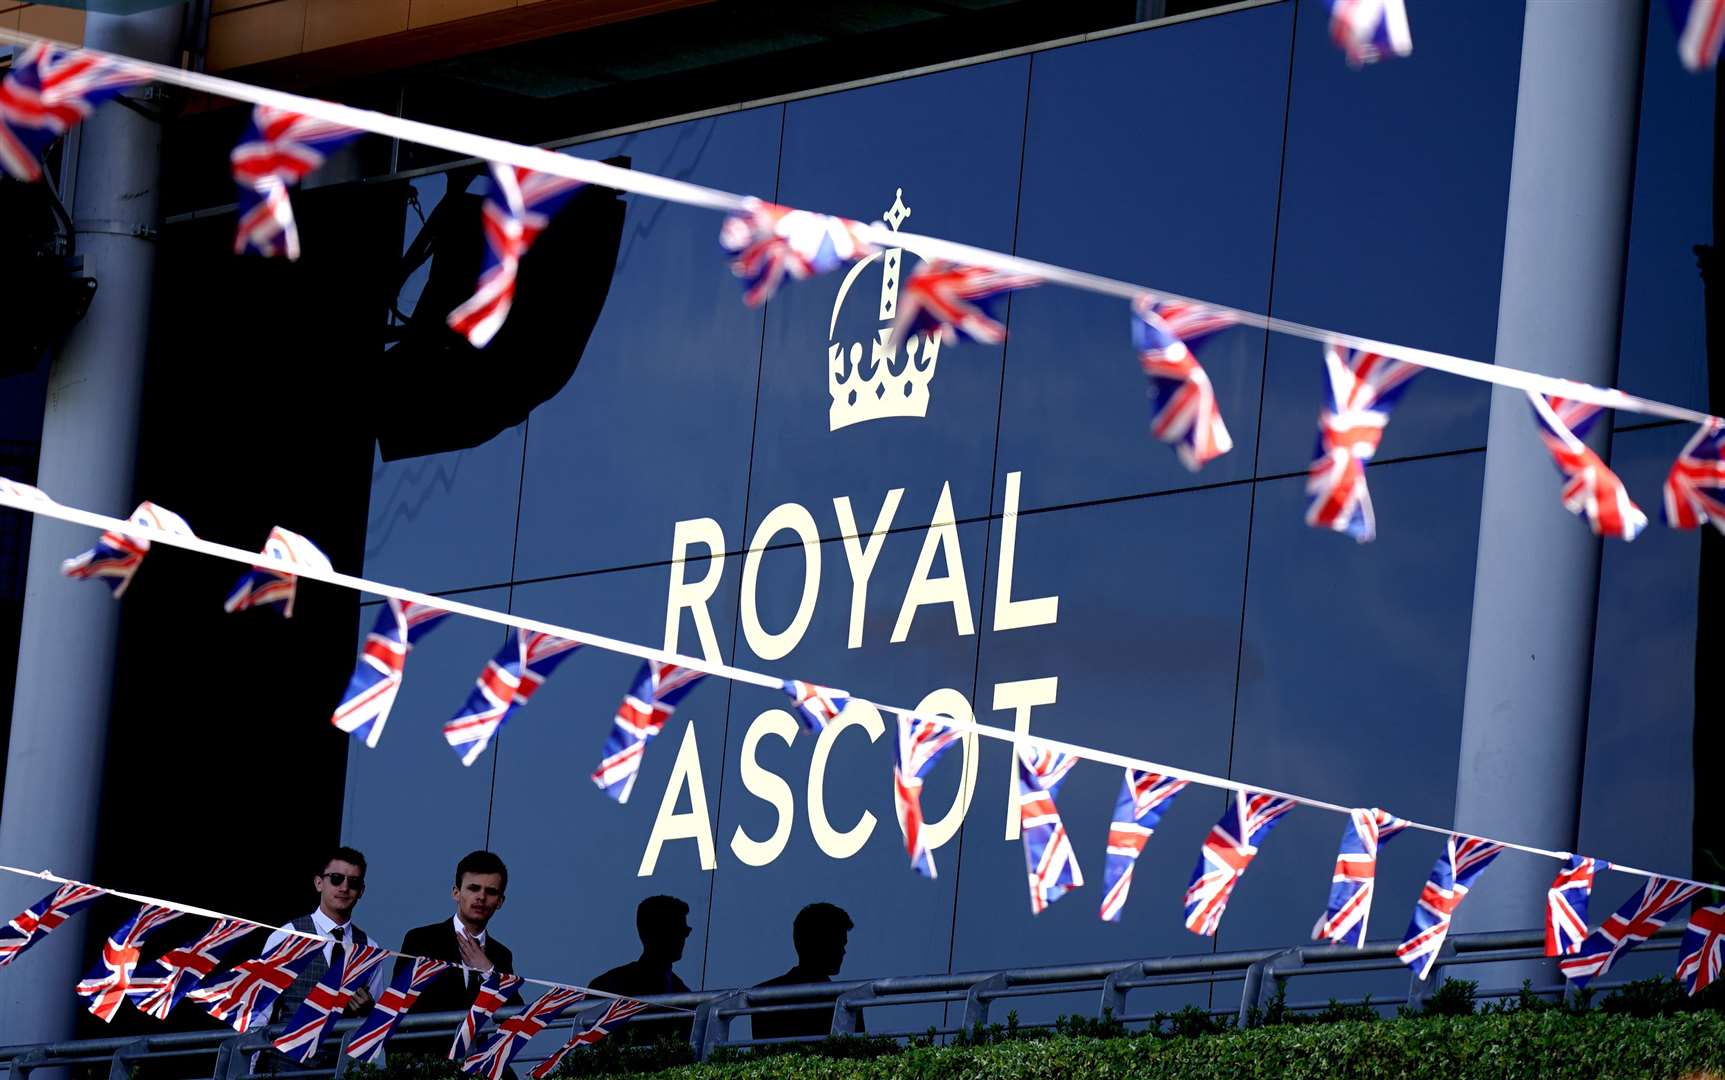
751;903;857;1042
394;850;515;1017
591;896;693;1045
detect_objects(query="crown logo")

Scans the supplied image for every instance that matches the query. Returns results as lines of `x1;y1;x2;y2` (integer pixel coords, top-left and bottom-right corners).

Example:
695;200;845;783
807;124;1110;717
827;189;941;431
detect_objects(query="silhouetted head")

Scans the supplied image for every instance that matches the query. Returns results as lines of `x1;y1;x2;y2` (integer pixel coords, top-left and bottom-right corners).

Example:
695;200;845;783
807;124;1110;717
637;895;691;966
792;903;853;978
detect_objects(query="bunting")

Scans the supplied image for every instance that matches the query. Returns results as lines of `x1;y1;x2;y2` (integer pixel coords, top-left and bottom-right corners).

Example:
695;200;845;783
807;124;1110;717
1527;393;1647;541
1017;744;1083;914
127;918;256;1021
0;41;151;182
448;163;587;348
1677;904;1725;996
1662;419;1725;533
0;882;106;968
1560;877;1703;989
527;997;652;1079
1099;769;1188;923
1184;791;1297;936
230;105;364;260
1669;0;1725;72
74;904;182;1022
893;712;967;878
223;526;332;618
1313;808;1410;947
783;679;849;735
449;970;524;1061
346;957;452;1064
1328;0;1413;66
1306;343;1421;543
462;986;587;1080
60;501;194;598
188;935;324;1033
591;661;707;803
1129;297;1236;471
718;198;875;306
273;942;392;1062
1545;855;1598;958
444;629;582;766
1396;835;1505;980
332;599;451;748
891;261;1040;348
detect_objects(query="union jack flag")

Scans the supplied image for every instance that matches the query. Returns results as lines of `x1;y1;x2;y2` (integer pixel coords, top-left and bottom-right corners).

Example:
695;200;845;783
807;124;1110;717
1183;791;1298;936
448;163;587;348
0;42;151;182
346;957;451;1063
273;942;391;1062
1662;420;1725;533
1527;393;1647;541
332;599;451;748
1313;808;1410;947
1396;835;1505;980
462;986;587;1080
1328;0;1413;66
527;997;652;1079
1099;769;1188;923
1129;297;1236;472
891;260;1041;348
1306;343;1421;543
1559;876;1703;988
0;881;106;967
1678;903;1725;996
223;526;332;618
893;712;967;878
1545;855;1598;958
783;679;849;735
60;501;194;598
591;661;707;803
230;105;363;260
74;904;183;1022
449;970;524;1061
1017;744;1083;914
1670;0;1725;71
188;934;323;1033
719;198;875;306
126;918;256;1020
445;629;583;766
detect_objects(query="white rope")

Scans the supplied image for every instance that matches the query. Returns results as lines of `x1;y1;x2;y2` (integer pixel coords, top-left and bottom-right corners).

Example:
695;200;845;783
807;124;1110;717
0;27;1714;427
2;487;1717;897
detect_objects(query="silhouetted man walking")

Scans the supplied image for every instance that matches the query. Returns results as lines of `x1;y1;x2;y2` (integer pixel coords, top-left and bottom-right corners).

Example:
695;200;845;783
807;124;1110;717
751;903;856;1042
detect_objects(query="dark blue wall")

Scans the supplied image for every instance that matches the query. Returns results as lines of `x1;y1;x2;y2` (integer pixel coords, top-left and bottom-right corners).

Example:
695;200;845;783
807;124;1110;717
341;0;1711;1020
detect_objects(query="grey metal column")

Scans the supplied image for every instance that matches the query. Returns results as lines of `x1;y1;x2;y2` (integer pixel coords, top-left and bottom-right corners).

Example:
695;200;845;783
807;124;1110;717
0;5;183;1044
1452;0;1646;957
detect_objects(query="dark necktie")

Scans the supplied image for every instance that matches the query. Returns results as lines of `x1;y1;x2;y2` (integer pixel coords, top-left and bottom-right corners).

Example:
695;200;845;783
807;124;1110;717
329;926;346;981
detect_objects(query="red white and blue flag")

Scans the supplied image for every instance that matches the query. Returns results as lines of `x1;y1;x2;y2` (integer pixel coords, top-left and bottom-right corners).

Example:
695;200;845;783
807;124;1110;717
448;163;587;348
1306;343;1421;543
1662;419;1725;533
332;599;451;748
1328;0;1413;66
223;526;332;618
273;942;391;1062
445;629;583;766
1677;903;1725;996
783;680;849;735
1527;393;1647;541
449;969;523;1061
1099;769;1189;923
1560;876;1703;989
230;105;363;260
1669;0;1725;71
1545;855;1598;958
0;42;151;182
891;260;1040;348
189;935;324;1033
61;501;194;598
75;904;183;1022
462;986;587;1080
1184;791;1298;936
346;957;451;1064
127;918;256;1020
0;881;106;968
719;198;875;306
1396;835;1505;980
1313;808;1410;947
527;997;652;1079
1129;297;1236;472
592;661;707;803
1017;744;1083;914
893;713;967;878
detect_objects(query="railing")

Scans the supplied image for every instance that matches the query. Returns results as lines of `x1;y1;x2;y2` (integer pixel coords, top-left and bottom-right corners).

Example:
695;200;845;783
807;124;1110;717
0;926;1682;1079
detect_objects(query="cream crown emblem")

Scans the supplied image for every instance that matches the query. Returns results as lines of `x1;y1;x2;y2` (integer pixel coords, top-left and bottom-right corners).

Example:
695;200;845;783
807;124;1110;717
827;189;940;431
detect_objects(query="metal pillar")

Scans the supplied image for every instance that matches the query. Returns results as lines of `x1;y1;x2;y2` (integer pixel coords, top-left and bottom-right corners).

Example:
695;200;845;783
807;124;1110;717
1452;0;1647;954
0;6;183;1044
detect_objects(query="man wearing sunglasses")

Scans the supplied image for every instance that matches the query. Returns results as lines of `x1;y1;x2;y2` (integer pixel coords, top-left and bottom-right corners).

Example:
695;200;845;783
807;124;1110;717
262;846;389;1027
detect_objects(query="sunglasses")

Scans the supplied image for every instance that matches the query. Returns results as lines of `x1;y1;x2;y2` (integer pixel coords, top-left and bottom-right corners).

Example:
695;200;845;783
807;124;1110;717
320;871;366;890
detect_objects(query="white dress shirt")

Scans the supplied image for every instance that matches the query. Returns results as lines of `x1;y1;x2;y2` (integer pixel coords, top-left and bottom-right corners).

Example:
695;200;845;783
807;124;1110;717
262;908;390;1002
454;915;495;987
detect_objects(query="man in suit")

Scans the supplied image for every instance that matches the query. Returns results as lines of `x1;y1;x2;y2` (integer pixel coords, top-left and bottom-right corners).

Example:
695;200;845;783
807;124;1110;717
394;850;514;1017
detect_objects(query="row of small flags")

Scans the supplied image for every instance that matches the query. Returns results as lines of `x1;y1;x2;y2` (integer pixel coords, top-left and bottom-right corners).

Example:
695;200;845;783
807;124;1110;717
0;882;651;1074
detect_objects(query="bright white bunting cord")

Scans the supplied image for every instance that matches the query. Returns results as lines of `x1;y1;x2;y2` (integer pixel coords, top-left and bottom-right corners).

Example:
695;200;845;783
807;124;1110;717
0;27;1717;428
1;487;1718;899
